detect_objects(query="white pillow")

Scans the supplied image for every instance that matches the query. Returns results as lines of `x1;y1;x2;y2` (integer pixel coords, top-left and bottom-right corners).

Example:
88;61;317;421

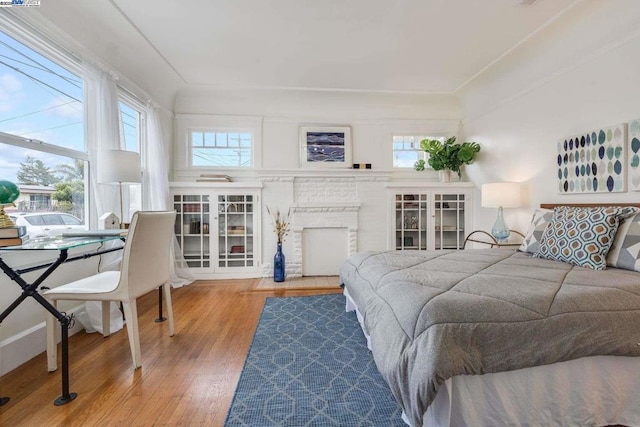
606;209;640;271
518;208;553;254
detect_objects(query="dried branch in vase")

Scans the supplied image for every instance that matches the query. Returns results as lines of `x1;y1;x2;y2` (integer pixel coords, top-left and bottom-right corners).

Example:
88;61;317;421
266;205;291;244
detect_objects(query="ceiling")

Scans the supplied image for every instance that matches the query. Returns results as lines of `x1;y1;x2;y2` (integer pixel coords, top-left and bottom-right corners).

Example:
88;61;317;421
31;0;579;103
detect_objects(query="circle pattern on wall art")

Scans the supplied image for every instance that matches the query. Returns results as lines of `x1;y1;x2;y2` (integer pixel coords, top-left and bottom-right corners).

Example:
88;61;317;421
557;123;626;194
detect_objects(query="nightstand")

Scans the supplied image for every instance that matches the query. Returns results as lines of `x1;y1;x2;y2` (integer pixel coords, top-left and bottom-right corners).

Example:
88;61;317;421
463;230;525;249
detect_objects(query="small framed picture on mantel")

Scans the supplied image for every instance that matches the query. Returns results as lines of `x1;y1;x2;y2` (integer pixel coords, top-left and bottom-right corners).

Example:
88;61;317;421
299;125;352;168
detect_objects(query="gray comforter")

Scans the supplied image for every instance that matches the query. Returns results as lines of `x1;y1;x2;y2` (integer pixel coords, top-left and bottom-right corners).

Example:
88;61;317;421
339;249;640;427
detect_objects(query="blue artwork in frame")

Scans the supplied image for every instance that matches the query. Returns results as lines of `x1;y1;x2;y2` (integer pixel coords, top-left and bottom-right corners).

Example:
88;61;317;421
300;126;352;168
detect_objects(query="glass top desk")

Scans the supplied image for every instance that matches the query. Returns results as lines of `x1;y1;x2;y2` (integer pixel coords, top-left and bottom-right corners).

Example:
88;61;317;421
0;234;125;406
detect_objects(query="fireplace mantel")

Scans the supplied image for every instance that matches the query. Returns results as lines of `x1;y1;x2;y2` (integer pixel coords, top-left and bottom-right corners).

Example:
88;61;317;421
291;202;361;212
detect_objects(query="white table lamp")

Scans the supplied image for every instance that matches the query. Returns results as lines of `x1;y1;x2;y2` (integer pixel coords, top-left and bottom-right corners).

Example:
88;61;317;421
98;150;141;228
481;182;521;242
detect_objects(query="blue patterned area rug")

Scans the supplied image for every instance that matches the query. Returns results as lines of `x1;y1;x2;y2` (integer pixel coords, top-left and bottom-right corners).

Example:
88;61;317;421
224;294;405;426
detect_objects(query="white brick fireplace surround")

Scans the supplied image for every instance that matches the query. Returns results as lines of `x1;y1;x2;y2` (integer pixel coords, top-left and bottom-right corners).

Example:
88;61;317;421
259;173;389;278
290;202;360;276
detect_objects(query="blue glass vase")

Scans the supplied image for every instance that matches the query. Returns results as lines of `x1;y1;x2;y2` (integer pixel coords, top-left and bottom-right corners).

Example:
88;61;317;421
491;206;511;242
273;242;285;282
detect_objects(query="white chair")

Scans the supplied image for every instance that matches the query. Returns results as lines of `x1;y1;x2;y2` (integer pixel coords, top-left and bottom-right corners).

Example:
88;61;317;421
44;211;177;371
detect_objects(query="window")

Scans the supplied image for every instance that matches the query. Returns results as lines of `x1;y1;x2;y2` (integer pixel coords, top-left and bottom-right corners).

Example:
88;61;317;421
119;99;141;152
24;215;43;226
0;29;87;224
28;192;51;211
191;130;252;167
393;135;443;169
61;213;81;225
29;193;50;204
42;214;62;226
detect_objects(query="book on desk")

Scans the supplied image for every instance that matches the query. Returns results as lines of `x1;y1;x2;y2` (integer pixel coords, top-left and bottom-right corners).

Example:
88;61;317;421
0;226;28;246
0;226;27;239
0;236;27;247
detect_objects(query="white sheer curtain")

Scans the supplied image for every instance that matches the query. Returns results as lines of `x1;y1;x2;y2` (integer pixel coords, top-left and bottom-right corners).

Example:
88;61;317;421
83;63;122;223
83;63;125;273
80;63;125;331
143;103;194;287
83;62;192;286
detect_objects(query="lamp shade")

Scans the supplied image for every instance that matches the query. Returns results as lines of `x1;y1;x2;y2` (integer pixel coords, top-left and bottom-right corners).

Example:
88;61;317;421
481;182;521;208
97;150;141;184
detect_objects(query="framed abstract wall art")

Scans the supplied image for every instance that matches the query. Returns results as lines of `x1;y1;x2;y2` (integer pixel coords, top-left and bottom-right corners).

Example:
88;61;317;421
557;123;627;194
299;126;352;168
628;118;640;191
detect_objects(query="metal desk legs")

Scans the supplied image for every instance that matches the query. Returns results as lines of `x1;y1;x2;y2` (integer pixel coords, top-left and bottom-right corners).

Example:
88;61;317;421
53;313;76;405
0;250;77;405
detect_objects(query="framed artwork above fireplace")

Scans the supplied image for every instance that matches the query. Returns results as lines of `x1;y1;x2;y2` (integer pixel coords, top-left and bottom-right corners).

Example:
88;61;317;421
299;125;352;168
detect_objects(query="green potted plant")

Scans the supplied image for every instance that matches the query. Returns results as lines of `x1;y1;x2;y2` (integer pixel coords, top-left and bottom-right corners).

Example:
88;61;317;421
414;136;480;182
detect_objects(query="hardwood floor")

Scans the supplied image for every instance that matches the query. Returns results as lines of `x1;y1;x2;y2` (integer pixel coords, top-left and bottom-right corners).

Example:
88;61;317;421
0;279;341;426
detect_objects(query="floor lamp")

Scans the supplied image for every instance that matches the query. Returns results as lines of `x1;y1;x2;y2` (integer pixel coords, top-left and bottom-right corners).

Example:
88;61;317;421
98;150;141;228
481;182;521;242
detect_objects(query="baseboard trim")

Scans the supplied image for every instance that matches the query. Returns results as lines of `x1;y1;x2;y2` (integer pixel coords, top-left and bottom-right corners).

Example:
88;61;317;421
0;306;86;376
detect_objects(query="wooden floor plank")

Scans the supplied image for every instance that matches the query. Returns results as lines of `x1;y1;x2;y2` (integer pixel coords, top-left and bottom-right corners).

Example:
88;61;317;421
0;278;340;426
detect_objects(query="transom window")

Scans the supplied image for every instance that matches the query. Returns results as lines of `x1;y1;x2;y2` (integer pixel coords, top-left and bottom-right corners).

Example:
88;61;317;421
392;135;444;169
191;131;252;167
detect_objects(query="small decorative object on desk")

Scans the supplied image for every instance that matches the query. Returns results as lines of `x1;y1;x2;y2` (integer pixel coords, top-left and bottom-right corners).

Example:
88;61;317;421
0;180;20;228
266;206;290;282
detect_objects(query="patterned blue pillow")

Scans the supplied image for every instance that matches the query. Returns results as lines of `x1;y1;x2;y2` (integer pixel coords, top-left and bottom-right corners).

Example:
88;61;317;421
534;206;625;270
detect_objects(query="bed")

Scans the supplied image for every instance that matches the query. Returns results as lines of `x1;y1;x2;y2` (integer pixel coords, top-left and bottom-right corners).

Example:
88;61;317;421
340;204;640;427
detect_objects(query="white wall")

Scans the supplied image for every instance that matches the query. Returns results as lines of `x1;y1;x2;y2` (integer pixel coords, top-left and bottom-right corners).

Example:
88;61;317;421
173;87;461;176
460;0;640;234
172;88;463;272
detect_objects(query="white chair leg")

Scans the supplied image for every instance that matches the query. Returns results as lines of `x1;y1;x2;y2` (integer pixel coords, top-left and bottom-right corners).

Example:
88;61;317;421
46;299;58;372
163;284;175;337
122;300;142;369
101;301;111;337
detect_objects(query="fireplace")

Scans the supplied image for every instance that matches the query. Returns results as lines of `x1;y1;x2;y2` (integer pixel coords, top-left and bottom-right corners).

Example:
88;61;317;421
289;202;360;276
